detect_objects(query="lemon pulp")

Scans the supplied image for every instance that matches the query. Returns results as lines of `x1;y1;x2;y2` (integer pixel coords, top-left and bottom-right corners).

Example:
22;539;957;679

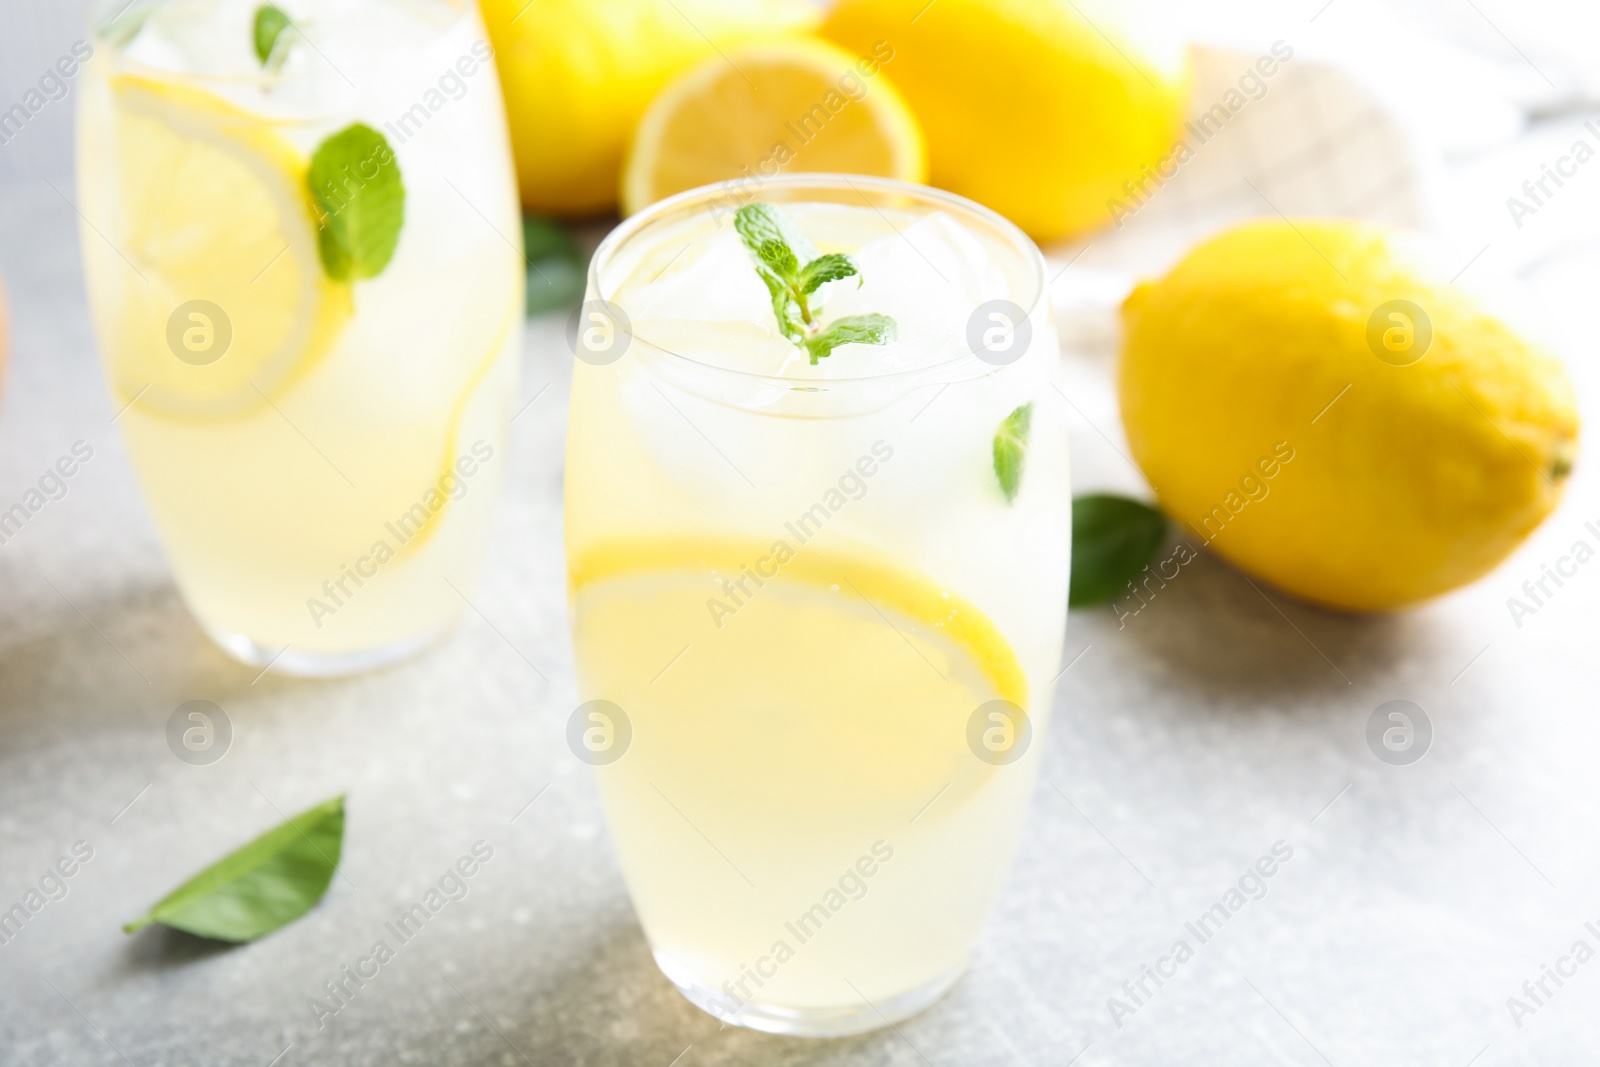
621;37;926;216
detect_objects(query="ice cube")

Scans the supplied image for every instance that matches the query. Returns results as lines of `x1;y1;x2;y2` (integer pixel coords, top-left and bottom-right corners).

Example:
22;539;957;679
620;206;1017;379
812;211;1012;373
621;228;778;328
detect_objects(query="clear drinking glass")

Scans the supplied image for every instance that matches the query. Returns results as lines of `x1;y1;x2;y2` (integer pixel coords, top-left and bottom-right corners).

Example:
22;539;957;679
566;175;1071;1035
76;0;522;675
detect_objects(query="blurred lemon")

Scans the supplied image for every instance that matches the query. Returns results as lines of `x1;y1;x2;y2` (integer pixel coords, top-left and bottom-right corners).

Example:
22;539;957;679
481;0;819;216
621;36;926;216
821;0;1188;243
1119;219;1578;612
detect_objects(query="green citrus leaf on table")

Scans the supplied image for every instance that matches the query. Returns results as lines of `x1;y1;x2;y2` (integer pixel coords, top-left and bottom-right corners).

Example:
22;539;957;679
993;403;1033;503
1069;494;1168;607
522;216;585;315
123;795;345;942
308;124;405;282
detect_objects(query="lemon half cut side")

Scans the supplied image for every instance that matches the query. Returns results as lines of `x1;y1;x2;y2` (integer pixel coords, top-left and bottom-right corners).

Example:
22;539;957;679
620;37;927;217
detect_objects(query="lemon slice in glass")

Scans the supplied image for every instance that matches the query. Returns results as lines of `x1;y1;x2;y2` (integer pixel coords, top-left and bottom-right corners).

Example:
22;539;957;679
104;73;351;420
572;537;1026;706
570;538;1031;810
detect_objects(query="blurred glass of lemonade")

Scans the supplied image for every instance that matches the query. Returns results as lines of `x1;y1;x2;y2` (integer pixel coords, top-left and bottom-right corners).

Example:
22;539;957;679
77;0;522;673
567;177;1071;1035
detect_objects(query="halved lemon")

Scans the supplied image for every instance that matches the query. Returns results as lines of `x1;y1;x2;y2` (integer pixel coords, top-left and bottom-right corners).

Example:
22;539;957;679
105;73;350;420
619;36;927;216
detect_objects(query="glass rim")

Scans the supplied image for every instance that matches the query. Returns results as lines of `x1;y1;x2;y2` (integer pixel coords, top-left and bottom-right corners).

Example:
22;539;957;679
589;173;1049;388
85;0;473;93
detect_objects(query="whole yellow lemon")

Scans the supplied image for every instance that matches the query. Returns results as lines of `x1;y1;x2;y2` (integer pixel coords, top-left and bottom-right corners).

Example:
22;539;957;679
481;0;819;216
1119;219;1579;612
821;0;1188;243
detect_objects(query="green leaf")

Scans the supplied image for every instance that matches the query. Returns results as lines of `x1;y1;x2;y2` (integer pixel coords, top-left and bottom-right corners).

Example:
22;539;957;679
522;216;585;316
124;795;345;943
252;5;293;68
733;202;816;263
803;313;897;364
993;403;1033;503
757;238;800;283
798;253;859;294
308;124;405;282
766;286;806;342
734;207;803;340
734;202;891;356
1069;494;1169;607
733;203;787;256
735;207;803;340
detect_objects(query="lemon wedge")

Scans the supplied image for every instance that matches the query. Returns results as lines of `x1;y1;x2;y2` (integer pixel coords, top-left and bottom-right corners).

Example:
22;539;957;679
620;36;926;217
104;73;350;420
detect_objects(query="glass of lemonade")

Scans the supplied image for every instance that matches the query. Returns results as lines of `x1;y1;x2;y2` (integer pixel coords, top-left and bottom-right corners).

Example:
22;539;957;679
77;0;522;674
566;175;1070;1035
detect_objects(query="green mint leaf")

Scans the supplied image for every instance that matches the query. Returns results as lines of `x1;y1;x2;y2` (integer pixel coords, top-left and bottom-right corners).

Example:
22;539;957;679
803;313;896;364
734;203;890;357
308;123;405;282
1069;494;1169;607
757;238;800;283
124;795;345;942
734;202;787;255
993;403;1033;503
733;202;815;262
768;288;806;342
522;215;585;316
734;206;803;341
798;253;859;295
252;5;293;67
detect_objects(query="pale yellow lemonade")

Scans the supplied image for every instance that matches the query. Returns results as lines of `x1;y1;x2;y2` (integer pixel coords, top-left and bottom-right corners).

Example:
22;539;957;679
567;179;1070;1034
77;0;522;672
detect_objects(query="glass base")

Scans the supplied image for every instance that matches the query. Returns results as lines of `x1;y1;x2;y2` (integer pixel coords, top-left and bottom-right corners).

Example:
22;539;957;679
201;622;447;678
653;950;965;1037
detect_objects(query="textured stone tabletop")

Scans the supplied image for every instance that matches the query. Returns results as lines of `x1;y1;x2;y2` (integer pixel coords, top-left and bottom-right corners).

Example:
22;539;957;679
4;2;1600;1065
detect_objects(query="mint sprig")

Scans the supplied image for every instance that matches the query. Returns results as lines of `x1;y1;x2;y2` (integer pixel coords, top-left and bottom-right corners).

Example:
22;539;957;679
252;5;294;68
308;124;405;282
734;203;897;364
993;402;1032;503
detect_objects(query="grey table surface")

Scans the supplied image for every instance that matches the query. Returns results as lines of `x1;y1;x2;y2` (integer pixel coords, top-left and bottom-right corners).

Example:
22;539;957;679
5;5;1600;1067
